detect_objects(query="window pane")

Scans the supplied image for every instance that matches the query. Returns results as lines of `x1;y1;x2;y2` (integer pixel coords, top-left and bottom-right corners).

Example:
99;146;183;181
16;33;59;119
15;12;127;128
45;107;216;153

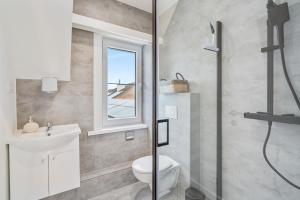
107;48;136;119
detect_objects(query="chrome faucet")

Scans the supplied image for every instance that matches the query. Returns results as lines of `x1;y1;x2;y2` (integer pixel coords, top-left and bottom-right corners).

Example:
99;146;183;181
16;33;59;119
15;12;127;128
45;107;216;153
47;122;52;136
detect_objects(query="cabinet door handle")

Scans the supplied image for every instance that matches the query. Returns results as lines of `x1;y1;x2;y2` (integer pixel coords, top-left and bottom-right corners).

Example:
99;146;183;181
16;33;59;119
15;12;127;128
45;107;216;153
52;156;56;160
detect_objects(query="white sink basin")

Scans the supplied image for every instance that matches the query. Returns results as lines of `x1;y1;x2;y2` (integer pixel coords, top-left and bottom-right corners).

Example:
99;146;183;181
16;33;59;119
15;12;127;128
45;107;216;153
7;124;81;152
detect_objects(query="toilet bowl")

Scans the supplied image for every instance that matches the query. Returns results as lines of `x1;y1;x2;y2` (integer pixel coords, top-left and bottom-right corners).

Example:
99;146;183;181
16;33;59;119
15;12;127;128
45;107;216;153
132;155;180;197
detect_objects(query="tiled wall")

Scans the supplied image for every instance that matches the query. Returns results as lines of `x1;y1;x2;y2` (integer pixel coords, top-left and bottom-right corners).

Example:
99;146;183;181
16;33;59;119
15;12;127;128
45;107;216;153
17;28;151;175
17;29;93;137
16;1;152;198
73;0;152;34
158;93;201;197
159;0;300;200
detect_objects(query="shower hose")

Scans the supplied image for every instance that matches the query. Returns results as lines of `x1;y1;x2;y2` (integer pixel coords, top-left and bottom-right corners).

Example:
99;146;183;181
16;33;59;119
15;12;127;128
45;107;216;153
263;47;300;190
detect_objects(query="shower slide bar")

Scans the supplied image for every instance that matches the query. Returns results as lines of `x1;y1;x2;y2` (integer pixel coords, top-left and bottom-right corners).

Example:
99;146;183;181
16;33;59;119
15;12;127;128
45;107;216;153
244;0;300;126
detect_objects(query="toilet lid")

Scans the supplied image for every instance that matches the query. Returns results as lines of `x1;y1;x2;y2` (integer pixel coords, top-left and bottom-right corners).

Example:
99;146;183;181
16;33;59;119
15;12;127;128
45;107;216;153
132;155;172;174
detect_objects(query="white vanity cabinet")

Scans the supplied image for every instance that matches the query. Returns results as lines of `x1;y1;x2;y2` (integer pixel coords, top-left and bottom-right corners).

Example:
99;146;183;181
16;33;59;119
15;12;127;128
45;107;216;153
9;148;49;200
49;149;80;196
8;124;81;200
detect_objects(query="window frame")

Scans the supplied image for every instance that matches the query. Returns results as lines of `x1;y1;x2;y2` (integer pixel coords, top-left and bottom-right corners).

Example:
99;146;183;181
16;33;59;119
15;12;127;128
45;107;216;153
95;36;143;129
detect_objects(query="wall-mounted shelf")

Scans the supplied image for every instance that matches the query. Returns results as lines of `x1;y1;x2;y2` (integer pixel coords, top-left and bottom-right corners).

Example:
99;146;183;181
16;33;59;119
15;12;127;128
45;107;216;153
244;112;300;125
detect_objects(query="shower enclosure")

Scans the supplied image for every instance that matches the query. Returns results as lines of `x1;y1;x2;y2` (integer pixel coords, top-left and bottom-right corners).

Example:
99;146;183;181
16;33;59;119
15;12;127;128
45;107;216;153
152;0;300;200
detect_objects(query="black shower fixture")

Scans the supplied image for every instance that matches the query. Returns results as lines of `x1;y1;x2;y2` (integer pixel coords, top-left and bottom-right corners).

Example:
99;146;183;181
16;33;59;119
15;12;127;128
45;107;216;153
245;0;300;190
269;2;289;46
210;22;215;34
203;21;223;200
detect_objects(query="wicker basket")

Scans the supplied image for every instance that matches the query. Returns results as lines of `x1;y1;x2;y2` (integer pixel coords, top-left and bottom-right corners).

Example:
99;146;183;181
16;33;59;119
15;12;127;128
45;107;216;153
159;79;189;93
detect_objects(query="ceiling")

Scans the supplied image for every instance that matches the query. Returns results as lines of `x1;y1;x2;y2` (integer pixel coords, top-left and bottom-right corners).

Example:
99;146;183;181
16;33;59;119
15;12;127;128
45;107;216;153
117;0;179;15
117;0;152;13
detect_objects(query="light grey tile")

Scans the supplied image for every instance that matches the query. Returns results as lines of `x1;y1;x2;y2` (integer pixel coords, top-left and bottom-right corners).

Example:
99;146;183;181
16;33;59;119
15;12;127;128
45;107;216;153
73;0;152;34
80;168;138;199
91;182;150;200
159;0;300;199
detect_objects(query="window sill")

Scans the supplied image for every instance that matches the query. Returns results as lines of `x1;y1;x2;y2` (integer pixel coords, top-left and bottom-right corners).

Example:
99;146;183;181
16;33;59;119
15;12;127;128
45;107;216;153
88;124;148;136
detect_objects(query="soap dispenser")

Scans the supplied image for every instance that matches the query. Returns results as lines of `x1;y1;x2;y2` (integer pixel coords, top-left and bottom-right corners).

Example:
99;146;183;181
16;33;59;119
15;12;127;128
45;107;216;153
23;116;40;133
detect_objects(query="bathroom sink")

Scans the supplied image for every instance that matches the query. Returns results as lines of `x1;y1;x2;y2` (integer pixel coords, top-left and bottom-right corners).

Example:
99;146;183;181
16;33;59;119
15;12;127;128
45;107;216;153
7;124;81;152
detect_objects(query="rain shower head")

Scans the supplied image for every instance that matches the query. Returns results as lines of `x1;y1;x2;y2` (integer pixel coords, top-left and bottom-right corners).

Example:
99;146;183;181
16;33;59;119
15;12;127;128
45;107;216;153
269;2;289;26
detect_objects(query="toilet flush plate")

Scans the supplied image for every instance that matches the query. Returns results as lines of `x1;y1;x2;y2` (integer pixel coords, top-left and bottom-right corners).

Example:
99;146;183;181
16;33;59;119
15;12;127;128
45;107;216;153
165;105;177;119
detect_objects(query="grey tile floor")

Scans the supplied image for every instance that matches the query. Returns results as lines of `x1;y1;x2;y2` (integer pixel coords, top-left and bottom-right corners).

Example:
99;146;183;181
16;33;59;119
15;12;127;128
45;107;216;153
89;182;181;200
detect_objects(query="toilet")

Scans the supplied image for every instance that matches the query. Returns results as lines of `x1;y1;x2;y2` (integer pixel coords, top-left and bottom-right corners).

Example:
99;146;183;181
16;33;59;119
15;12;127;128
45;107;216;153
132;155;180;197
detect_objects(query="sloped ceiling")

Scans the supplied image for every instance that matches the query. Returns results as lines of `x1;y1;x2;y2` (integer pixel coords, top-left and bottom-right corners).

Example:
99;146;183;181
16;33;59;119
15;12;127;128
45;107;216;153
158;0;179;15
117;0;179;37
117;0;152;13
159;2;178;36
117;0;179;16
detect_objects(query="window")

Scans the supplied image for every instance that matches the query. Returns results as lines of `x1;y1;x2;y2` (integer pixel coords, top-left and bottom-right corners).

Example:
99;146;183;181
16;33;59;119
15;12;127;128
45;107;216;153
101;38;142;128
106;48;136;119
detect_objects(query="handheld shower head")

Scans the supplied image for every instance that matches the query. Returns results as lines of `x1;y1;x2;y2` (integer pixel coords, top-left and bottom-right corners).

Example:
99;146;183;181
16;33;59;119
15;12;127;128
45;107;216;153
268;2;290;46
204;22;219;52
210;22;215;34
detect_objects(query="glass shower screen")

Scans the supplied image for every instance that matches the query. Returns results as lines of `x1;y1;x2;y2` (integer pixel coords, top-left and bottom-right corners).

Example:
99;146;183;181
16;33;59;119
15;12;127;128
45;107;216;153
154;0;218;199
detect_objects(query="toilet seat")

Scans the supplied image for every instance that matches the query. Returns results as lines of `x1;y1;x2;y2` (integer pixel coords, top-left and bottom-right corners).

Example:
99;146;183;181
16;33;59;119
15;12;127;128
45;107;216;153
132;155;172;174
132;155;180;198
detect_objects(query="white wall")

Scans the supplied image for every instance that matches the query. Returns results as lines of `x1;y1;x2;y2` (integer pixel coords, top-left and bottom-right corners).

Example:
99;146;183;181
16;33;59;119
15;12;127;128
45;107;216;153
142;44;153;145
0;1;16;199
